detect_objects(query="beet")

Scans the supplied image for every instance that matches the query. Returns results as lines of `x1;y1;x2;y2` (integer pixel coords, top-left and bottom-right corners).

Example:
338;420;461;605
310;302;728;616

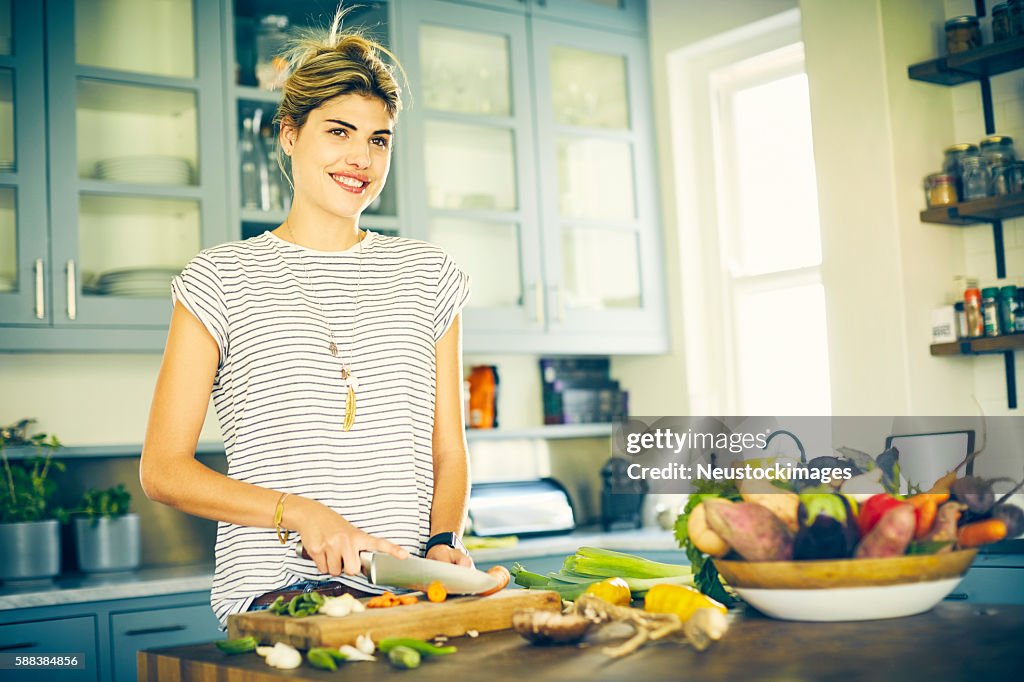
951;476;996;515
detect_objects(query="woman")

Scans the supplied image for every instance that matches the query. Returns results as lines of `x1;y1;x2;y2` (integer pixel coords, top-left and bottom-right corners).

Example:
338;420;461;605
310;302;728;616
140;15;472;626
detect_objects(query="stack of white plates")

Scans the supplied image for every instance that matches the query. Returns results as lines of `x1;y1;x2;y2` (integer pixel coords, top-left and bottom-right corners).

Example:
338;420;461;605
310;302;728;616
85;267;179;297
94;156;194;186
0;160;14;173
0;274;15;293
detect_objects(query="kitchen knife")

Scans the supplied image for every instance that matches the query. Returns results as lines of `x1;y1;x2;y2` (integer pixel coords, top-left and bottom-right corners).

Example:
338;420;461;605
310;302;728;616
294;542;500;595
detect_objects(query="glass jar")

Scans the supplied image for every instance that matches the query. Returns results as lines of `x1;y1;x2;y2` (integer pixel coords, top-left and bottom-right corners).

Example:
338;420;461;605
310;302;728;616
980;135;1016;167
1000;285;1019;335
1011;0;1024;37
990;162;1020;195
960;154;990;200
943;143;979;197
964;288;984;337
255;15;290;91
945;16;982;54
924;173;958;206
993;4;1012;40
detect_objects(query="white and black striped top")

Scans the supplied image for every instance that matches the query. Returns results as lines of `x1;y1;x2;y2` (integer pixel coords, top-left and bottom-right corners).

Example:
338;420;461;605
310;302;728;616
170;230;470;626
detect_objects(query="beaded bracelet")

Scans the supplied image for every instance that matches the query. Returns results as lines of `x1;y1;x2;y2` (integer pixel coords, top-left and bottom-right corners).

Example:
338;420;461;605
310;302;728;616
274;492;291;544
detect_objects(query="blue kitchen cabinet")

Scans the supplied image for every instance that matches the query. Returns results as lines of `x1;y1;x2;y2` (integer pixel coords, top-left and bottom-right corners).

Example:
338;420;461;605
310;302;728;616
0;590;218;682
0;0;229;350
110;603;222;682
393;0;667;354
0;616;98;682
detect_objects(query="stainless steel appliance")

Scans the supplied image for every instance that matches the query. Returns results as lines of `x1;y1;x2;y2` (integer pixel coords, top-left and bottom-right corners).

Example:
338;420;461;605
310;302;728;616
467;478;575;537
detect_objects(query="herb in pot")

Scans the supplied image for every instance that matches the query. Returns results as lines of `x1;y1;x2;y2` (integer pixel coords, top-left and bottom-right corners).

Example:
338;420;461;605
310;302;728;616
0;418;64;523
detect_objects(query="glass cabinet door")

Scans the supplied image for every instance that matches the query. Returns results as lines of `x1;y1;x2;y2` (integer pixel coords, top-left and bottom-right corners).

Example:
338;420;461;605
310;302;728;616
42;0;227;328
532;19;666;348
397;0;545;337
0;0;50;326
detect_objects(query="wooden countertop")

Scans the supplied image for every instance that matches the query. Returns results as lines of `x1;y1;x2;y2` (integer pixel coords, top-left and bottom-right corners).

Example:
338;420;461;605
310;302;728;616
139;602;1024;681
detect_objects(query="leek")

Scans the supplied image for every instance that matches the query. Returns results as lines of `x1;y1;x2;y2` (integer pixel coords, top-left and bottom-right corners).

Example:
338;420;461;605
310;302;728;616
564;547;692;579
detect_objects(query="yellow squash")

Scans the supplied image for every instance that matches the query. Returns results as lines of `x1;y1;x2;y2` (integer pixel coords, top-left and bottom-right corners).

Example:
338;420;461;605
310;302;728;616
644;584;726;622
584;577;631;606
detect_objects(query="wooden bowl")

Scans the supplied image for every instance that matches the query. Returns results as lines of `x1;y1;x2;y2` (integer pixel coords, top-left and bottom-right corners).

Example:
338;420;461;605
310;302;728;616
712;550;977;622
714;549;977;589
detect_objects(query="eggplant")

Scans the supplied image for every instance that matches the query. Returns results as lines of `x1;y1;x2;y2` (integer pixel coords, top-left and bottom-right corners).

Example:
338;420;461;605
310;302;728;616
793;493;859;560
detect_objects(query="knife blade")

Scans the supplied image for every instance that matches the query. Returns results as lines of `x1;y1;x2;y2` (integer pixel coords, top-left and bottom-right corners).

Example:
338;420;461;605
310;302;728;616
294;542;500;595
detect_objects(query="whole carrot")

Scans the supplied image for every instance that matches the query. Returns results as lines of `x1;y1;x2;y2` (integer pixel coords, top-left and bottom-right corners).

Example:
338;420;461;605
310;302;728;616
957;518;1007;548
906;495;940;539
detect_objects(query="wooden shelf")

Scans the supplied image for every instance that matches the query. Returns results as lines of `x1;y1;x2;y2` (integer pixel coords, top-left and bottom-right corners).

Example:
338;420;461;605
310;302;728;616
931;333;1024;356
921;192;1024;225
908;37;1024;85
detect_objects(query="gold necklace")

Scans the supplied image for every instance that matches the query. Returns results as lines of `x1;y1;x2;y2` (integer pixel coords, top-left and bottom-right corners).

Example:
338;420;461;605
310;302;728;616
282;220;363;431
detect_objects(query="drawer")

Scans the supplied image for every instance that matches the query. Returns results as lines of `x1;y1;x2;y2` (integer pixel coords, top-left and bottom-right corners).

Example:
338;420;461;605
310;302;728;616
0;616;98;682
944;567;1024;605
111;603;222;682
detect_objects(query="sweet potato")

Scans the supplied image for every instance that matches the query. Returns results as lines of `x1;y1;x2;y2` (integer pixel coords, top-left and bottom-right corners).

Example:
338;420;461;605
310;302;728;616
738;479;800;533
921;501;967;545
702;499;793;561
687;502;730;557
854;503;915;558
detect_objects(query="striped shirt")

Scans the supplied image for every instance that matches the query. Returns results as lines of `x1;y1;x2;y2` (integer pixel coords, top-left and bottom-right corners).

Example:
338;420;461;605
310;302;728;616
170;229;470;626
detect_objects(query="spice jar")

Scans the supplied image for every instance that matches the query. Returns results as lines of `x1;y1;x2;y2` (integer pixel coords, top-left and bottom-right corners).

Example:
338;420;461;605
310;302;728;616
993;3;1012;40
964;288;984;338
960;154;990;200
1000;285;1019;335
924;173;958;206
982;287;1001;336
255;15;290;91
990;162;1020;195
945;16;982;54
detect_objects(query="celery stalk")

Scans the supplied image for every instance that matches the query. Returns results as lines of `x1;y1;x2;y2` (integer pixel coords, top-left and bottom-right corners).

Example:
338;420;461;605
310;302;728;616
566;547;691;579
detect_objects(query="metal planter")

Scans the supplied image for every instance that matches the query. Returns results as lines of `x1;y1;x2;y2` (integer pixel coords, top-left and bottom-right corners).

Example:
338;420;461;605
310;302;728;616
73;513;140;573
0;519;61;582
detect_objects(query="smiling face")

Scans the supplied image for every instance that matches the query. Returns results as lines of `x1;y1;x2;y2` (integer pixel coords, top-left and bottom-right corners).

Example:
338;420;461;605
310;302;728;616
281;94;394;221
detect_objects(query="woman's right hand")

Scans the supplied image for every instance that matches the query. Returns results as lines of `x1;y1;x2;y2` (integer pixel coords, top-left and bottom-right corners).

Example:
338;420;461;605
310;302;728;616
288;496;409;576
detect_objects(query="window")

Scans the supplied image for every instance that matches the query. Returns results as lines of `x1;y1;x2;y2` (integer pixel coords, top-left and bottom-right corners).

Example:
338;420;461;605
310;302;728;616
669;11;831;415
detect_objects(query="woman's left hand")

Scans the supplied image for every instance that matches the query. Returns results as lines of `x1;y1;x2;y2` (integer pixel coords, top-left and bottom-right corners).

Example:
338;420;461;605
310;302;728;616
425;543;474;568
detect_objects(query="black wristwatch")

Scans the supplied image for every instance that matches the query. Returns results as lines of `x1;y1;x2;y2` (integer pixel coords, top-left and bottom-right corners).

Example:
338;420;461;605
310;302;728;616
425;531;465;554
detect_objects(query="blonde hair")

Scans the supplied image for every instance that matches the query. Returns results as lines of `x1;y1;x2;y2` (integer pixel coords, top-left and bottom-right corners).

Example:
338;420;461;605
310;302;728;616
271;7;405;189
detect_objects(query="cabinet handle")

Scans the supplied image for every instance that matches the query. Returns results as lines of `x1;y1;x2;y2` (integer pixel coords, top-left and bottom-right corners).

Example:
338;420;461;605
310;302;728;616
66;260;77;320
944;593;969;601
34;258;44;319
0;642;37;651
123;624;188;637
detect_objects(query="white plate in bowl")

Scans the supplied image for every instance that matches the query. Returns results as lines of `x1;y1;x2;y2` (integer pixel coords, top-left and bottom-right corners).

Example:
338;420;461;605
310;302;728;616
735;578;962;622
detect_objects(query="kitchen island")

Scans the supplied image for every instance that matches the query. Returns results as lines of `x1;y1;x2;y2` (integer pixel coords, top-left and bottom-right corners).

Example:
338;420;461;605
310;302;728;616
139;602;1023;681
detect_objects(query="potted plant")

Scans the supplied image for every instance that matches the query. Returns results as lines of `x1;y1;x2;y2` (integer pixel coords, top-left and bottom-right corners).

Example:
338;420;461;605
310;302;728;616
0;418;64;582
60;484;140;573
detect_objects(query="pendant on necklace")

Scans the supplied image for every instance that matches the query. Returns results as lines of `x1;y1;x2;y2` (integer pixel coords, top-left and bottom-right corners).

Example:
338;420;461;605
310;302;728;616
328;341;338;357
341;367;357;432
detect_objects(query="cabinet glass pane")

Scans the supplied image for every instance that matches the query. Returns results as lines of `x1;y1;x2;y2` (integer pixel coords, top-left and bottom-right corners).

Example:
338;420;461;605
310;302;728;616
0;0;10;55
429;218;521;308
420;25;511;117
77;80;197;185
550;47;628;129
0;188;14;292
76;0;195;78
425;121;517;211
79;195;199;297
562;227;640;310
557;137;634;220
0;69;12;172
584;0;623;7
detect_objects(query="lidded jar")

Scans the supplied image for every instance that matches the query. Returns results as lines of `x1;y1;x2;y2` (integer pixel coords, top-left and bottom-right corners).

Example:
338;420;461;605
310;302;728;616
945;15;982;53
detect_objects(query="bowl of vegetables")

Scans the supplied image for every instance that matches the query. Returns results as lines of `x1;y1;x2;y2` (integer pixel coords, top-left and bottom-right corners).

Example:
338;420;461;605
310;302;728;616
680;462;1022;622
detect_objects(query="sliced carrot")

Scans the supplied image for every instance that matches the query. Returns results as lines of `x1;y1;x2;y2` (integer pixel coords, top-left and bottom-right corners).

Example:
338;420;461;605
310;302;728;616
478;565;511;597
958;518;1007;548
427;580;448;603
397;594;419;605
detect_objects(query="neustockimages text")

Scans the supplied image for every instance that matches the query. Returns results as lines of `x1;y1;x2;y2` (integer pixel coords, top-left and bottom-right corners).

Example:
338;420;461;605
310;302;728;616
625;461;854;485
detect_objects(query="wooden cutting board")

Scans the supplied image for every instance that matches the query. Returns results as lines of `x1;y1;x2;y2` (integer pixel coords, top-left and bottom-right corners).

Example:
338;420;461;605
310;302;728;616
227;589;561;649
